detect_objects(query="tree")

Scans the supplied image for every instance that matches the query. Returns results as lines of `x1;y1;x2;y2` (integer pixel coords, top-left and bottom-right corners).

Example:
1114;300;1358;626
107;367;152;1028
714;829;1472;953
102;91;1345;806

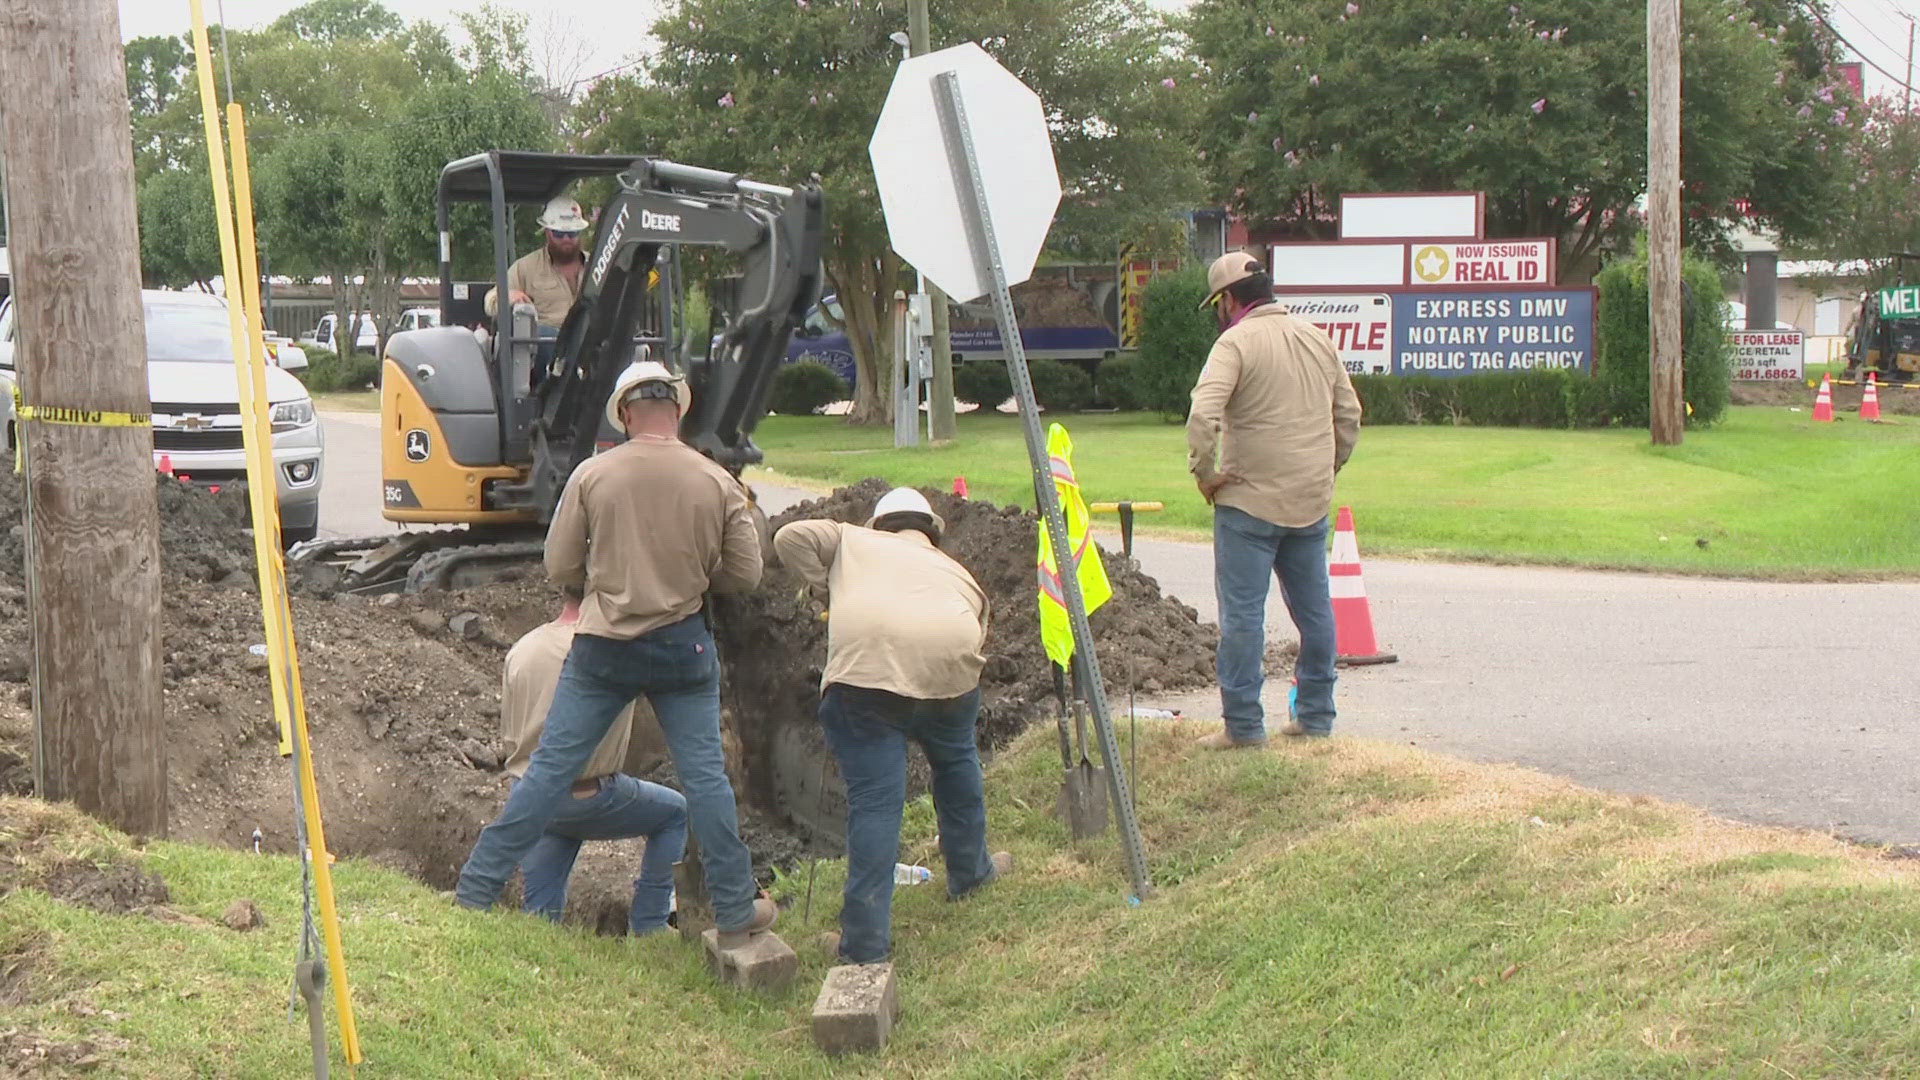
136;157;221;289
1184;0;1860;275
254;129;386;355
124;33;194;178
578;0;1199;424
1811;96;1920;277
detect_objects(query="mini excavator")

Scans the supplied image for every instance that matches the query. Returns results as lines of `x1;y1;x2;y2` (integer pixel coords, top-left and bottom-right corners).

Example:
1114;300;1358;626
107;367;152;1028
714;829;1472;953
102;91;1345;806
289;151;824;592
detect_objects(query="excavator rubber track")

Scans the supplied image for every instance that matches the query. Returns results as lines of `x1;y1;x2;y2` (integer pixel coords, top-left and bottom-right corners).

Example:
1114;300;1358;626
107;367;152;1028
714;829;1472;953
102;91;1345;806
288;529;543;595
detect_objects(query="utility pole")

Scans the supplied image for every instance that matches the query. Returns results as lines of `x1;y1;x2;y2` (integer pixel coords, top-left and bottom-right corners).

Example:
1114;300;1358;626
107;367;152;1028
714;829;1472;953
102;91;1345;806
0;0;167;835
1647;0;1684;447
1904;13;1915;114
909;0;958;442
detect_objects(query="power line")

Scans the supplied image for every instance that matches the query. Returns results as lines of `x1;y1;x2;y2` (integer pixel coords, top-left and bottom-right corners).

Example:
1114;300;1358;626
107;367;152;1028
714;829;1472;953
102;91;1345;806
1812;6;1920;96
1831;0;1912;67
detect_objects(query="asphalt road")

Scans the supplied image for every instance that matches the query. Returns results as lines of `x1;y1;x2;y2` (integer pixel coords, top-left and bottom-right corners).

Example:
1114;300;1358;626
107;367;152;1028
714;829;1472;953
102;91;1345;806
315;413;1920;845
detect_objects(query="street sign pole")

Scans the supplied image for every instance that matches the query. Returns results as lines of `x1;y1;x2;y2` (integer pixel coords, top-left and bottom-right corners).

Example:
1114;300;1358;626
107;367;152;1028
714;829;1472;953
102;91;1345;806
931;71;1152;901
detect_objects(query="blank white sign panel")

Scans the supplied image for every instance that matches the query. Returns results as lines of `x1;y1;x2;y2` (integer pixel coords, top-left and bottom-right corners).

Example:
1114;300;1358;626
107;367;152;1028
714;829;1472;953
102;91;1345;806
1340;194;1479;240
1269;243;1405;287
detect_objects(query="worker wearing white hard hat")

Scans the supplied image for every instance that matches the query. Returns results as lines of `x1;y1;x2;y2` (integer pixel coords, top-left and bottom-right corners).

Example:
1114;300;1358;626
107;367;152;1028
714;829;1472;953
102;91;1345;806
484;193;592;329
773;486;1009;967
456;342;781;953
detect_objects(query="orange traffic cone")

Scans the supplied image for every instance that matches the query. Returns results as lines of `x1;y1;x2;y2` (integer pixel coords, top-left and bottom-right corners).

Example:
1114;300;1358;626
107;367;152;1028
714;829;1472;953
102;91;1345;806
157;454;174;477
1860;372;1881;422
1329;506;1397;667
1812;373;1834;422
952;476;968;497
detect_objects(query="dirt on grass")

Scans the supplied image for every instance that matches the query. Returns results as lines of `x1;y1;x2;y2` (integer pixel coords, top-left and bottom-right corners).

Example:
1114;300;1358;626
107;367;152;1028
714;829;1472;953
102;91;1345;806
1732;375;1920;417
0;473;1219;934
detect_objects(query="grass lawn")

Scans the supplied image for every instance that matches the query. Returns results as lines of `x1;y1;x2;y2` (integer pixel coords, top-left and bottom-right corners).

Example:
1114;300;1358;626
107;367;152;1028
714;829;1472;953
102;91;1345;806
752;407;1920;578
311;390;381;413
6;727;1920;1077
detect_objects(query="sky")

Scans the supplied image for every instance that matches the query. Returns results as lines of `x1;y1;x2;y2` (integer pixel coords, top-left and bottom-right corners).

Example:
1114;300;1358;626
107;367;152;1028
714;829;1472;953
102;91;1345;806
119;0;1920;103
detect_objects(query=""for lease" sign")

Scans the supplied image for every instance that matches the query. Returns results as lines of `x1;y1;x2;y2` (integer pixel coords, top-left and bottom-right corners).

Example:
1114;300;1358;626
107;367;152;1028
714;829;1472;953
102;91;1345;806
1729;330;1805;382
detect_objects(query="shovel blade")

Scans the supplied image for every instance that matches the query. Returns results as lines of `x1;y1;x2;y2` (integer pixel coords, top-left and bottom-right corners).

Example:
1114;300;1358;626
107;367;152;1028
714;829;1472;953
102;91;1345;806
1056;765;1110;839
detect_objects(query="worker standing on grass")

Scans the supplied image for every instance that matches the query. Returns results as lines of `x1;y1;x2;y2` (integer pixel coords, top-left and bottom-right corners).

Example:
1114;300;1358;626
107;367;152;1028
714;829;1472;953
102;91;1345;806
456;360;780;949
499;594;686;935
1187;250;1362;747
773;488;1011;965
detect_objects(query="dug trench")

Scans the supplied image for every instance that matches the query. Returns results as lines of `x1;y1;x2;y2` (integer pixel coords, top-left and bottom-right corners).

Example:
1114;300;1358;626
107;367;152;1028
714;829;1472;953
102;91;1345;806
0;475;1218;933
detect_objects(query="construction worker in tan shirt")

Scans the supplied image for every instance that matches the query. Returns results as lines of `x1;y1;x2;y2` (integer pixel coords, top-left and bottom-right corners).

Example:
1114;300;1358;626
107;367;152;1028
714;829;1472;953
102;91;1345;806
458;359;781;949
483;194;590;380
502;595;686;935
774;487;1010;966
1188;250;1362;748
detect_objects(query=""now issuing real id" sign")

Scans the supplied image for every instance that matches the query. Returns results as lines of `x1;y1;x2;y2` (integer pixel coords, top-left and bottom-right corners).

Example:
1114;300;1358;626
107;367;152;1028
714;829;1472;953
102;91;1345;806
1409;240;1553;287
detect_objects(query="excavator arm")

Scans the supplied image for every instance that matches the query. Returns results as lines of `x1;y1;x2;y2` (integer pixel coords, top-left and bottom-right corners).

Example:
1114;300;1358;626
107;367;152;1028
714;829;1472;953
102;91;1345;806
514;160;825;522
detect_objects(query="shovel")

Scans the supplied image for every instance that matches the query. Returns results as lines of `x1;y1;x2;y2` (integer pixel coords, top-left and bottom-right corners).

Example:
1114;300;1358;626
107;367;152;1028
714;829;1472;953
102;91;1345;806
1053;662;1109;839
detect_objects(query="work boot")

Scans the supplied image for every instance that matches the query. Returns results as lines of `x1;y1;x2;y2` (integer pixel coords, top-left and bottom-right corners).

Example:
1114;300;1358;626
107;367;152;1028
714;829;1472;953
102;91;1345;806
714;896;779;949
990;851;1014;878
816;930;842;958
1279;721;1330;739
1195;730;1266;750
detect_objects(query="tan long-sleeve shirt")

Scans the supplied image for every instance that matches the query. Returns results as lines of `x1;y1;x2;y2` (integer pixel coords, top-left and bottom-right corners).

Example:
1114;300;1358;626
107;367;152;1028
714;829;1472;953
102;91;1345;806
1187;303;1363;528
772;521;989;700
483;247;584;327
500;621;636;781
545;437;764;640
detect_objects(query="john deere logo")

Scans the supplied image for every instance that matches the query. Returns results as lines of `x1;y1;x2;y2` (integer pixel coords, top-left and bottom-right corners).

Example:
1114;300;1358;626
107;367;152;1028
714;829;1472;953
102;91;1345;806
404;429;432;463
1413;245;1452;284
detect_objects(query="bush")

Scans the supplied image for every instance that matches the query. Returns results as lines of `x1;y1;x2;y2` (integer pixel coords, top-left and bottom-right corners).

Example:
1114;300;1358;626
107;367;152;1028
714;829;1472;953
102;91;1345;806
1349;370;1608;428
766;360;847;415
1132;267;1216;418
954;359;1012;408
1093;355;1141;410
1027;358;1094;411
1594;244;1732;427
298;346;382;393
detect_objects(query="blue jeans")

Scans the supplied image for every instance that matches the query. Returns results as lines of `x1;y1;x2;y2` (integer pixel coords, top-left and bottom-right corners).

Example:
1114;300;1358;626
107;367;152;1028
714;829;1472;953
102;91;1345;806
456;615;763;931
1214;505;1337;739
518;773;687;935
818;683;995;964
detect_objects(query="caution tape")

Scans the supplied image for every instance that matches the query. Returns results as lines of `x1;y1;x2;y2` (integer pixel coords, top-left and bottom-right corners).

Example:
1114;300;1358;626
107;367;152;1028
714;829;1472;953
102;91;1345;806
10;386;153;474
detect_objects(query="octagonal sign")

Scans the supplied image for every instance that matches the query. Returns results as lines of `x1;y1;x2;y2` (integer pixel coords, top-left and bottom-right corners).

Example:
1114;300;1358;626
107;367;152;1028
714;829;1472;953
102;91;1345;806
868;42;1061;304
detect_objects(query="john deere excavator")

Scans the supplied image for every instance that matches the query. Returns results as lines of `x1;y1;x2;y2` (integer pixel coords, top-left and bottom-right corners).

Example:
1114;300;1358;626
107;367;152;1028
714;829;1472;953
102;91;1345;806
288;151;824;592
1844;253;1920;385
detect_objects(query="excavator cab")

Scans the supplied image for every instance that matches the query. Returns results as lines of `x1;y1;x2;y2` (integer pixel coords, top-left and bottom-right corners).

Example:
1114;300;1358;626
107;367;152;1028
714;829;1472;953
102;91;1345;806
293;150;825;592
1847;252;1920;384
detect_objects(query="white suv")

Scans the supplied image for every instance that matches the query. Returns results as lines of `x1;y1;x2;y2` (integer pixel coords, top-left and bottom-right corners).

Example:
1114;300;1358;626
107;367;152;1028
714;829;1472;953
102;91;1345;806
0;290;324;544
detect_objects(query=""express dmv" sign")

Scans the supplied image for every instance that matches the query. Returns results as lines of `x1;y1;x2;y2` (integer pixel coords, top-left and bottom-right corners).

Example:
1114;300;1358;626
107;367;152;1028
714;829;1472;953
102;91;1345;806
1409;240;1553;287
1392;290;1595;376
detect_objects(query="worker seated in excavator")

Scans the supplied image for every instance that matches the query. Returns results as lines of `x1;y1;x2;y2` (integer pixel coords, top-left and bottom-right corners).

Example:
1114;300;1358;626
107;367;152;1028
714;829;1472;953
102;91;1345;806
499;591;686;934
483;192;591;378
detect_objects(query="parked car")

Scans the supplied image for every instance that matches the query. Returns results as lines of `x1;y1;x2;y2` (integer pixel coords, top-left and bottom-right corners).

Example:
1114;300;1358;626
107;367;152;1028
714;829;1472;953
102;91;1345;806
0;290;325;545
263;333;308;371
395;307;440;333
301;312;379;354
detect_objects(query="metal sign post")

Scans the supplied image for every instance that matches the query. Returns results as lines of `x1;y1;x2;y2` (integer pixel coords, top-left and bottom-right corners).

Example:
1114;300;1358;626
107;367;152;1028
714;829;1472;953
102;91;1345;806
931;71;1152;901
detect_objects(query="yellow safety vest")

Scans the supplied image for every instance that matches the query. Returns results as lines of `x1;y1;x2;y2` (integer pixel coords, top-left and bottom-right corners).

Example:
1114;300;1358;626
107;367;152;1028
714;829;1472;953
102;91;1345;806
1037;422;1112;668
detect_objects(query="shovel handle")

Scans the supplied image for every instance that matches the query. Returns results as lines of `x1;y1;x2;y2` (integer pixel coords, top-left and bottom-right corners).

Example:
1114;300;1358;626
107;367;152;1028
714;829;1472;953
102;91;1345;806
1051;664;1074;768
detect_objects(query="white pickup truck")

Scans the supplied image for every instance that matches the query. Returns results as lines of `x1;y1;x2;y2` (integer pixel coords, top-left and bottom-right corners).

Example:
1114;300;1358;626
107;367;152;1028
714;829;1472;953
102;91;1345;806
0;289;325;544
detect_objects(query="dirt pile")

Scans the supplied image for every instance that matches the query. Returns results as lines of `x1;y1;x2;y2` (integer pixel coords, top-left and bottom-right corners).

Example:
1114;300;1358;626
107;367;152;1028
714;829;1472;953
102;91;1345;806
0;473;1219;935
1731;377;1920;416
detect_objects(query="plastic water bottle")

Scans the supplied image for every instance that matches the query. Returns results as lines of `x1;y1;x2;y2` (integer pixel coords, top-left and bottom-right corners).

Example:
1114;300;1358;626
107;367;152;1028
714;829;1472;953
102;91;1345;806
1127;707;1179;720
893;863;932;885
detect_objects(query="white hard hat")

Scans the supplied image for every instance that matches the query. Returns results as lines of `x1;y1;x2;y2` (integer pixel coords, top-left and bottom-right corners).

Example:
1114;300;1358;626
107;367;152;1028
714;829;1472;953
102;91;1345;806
538;195;590;233
605;355;692;428
866;487;944;536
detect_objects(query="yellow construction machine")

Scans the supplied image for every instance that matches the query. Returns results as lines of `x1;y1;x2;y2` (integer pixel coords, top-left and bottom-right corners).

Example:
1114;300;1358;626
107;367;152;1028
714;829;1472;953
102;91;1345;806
289;151;824;591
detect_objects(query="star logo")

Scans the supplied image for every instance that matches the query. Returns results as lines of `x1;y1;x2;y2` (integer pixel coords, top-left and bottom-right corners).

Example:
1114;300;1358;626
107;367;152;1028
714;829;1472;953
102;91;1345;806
1414;245;1451;283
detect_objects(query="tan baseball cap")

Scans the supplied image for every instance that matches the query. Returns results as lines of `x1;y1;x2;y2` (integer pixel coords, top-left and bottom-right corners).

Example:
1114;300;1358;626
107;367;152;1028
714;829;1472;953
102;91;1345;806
1200;250;1267;309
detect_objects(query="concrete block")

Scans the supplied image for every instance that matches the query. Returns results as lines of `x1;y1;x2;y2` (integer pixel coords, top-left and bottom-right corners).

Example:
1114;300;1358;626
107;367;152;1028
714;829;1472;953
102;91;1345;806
810;963;900;1055
701;929;799;993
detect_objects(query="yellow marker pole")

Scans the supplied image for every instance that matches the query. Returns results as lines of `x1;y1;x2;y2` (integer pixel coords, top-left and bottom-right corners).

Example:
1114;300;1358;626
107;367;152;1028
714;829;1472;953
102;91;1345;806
186;2;361;1067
